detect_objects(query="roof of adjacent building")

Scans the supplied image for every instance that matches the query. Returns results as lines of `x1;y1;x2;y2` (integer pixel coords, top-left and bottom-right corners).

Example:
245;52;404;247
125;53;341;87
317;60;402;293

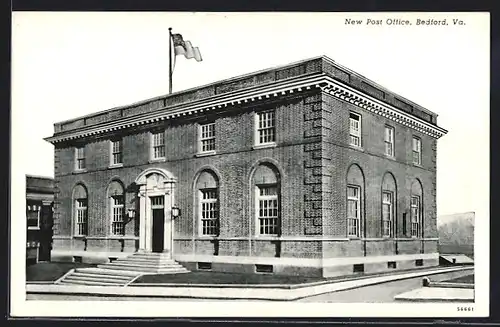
46;55;447;143
26;175;55;194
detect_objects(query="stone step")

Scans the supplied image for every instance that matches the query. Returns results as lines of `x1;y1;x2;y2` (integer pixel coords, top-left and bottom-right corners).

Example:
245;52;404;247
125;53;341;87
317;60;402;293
74;267;142;277
64;275;128;284
98;263;187;271
100;261;186;269
96;264;189;273
130;252;168;257
114;257;178;264
59;279;127;286
70;272;132;282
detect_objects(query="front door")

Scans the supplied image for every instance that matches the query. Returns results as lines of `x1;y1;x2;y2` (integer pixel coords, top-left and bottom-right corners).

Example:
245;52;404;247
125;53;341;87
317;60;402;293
152;208;164;253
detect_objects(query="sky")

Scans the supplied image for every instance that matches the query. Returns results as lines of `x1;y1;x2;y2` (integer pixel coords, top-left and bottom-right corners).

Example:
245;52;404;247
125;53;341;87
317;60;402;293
12;12;489;219
10;11;490;317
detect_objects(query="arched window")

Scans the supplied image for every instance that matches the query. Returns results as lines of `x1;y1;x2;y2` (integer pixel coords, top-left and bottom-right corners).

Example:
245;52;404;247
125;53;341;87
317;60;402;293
410;180;423;238
253;164;280;236
73;184;88;236
382;173;397;238
107;180;125;236
346;164;364;238
196;170;219;236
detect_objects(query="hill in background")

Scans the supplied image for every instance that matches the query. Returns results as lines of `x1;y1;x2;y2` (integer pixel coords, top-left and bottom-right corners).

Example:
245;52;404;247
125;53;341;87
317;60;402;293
437;211;475;258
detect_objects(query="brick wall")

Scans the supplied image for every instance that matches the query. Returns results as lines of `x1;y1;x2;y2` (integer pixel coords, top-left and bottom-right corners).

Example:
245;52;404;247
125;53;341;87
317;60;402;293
322;92;438;244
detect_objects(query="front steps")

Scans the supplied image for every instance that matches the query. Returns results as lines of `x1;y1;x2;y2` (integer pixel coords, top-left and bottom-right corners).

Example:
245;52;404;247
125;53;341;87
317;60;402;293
56;252;190;286
98;252;190;274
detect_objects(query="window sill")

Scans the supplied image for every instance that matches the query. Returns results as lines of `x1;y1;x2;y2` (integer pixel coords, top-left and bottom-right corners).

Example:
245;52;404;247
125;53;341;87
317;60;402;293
412;163;424;168
107;235;127;239
27;227;40;230
149;158;166;164
384;154;396;161
348;145;364;152
254;235;280;240
195;150;216;158
197;235;218;240
73;169;88;174
108;163;123;169
253;142;277;150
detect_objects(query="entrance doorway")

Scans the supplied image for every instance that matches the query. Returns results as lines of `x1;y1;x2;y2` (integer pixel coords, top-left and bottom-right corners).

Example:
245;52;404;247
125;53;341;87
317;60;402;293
150;195;165;253
135;168;176;254
152;209;164;253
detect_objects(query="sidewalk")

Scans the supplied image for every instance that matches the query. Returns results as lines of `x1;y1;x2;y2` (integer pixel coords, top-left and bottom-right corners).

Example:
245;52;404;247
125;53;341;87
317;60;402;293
26;266;473;301
394;287;474;303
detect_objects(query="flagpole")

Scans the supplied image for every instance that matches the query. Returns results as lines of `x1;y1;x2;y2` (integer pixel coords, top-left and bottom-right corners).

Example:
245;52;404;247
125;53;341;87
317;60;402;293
168;27;173;94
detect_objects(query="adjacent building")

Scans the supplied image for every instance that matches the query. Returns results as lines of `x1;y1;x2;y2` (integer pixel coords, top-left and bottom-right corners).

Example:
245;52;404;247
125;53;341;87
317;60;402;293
45;56;447;277
26;175;54;264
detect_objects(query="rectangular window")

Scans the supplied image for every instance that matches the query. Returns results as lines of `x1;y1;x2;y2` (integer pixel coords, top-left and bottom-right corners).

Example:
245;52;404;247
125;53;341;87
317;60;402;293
200;189;219;236
347;186;360;237
410;196;420;237
349;112;361;147
199;123;216;153
257;184;279;235
151;132;165;160
412;137;422;165
75;146;86;170
26;203;41;229
111;196;124;235
256;111;276;145
385;126;395;157
110;139;122;165
75;199;88;236
382;191;393;237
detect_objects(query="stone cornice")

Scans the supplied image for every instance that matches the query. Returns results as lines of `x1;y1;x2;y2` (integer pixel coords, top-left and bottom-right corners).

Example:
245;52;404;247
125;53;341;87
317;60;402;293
45;74;447;144
320;76;448;138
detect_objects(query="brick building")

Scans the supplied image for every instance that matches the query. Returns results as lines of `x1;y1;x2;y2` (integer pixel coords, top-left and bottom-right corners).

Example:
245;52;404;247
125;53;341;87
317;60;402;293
26;175;54;264
45;56;447;277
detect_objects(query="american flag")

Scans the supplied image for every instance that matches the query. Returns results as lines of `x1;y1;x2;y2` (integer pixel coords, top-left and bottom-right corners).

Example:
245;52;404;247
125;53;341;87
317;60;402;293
171;33;202;62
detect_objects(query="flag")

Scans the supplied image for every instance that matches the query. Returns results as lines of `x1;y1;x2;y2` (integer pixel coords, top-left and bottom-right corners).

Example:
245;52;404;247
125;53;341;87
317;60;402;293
171;33;202;71
168;30;202;93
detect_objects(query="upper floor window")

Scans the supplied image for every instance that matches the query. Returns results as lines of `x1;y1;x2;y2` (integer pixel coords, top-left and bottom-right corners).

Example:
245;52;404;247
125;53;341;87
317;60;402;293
199;123;216;153
385;126;395;157
255;110;276;145
382;192;393;237
410;195;420;237
75;146;86;170
347;185;361;237
151;131;165;160
110;139;122;166
412;137;422;165
26;202;41;229
349;112;361;147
